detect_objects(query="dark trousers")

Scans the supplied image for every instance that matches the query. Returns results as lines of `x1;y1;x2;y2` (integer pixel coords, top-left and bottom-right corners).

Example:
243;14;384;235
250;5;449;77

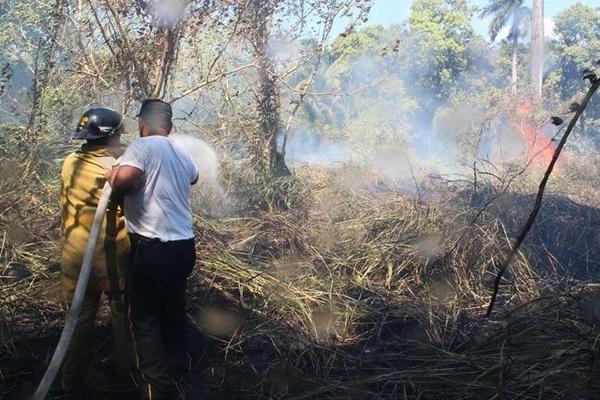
128;235;196;400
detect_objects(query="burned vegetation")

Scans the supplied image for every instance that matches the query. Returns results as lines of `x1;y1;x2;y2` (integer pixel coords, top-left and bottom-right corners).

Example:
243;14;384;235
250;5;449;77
3;0;600;399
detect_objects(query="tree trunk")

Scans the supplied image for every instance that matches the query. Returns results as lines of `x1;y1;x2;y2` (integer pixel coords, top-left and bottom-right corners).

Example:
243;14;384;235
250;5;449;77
531;0;544;107
511;33;518;97
249;2;287;174
151;28;180;99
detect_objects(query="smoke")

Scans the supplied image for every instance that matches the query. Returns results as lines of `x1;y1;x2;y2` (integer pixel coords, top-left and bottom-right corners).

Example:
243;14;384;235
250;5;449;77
269;34;305;66
283;128;358;165
146;0;188;27
480;112;526;163
544;18;557;40
370;143;422;182
277;26;559;191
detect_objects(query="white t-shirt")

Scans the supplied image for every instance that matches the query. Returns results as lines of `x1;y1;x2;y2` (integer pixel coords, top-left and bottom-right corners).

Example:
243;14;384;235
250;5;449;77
119;135;199;241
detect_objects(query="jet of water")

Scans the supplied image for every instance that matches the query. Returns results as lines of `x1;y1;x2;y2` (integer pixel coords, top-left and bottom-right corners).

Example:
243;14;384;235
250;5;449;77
170;134;228;216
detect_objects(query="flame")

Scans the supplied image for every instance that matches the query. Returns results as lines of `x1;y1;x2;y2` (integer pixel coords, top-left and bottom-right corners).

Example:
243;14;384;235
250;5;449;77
514;103;560;168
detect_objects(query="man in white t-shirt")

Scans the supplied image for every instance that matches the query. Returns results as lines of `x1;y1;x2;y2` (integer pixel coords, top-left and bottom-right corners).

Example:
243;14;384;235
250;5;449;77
108;99;198;400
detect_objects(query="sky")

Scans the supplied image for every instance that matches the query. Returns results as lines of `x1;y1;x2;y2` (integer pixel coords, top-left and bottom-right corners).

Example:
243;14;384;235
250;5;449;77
333;0;600;41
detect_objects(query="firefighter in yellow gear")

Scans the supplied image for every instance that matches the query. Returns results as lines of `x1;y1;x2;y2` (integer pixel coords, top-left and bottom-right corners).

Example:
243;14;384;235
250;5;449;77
60;107;132;396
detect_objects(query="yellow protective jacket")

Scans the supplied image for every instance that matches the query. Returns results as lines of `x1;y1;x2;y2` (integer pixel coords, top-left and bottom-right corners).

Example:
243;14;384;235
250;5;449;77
60;144;130;294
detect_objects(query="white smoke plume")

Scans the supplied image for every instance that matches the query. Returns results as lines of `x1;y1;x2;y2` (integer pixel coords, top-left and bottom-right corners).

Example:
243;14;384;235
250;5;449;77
147;0;188;27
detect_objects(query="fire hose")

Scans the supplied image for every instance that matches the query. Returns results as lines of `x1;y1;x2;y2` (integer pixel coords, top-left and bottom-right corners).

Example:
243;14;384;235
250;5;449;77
32;182;113;400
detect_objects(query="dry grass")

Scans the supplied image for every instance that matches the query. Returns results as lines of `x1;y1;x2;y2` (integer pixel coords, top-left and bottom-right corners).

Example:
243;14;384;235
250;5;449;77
1;139;600;399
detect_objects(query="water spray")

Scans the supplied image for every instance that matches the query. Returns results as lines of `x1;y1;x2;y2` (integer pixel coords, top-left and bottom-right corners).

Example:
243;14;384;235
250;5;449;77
30;133;223;399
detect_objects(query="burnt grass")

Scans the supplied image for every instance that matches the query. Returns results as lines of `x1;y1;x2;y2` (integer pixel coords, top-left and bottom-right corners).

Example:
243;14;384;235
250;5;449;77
4;184;600;399
473;191;600;279
2;285;270;400
5;276;600;400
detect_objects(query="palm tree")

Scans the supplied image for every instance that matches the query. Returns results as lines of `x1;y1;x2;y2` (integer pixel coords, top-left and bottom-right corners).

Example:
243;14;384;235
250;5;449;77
530;0;544;106
481;0;530;96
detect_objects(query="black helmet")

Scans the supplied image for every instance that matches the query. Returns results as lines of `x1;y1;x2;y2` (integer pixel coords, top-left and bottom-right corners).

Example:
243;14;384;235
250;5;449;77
73;107;124;140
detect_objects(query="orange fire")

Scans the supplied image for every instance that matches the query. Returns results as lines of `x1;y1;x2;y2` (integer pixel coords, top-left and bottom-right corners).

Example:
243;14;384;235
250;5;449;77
515;103;558;168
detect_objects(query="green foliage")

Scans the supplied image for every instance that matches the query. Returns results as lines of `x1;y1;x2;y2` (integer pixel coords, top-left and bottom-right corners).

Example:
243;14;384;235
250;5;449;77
2;0;600;200
549;3;600;140
479;0;525;41
293;0;493;162
551;3;600;100
295;24;420;148
404;0;476;100
0;0;46;50
327;25;389;76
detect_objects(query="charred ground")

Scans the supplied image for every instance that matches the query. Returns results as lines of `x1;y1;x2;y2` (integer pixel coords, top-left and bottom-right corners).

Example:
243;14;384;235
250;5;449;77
3;157;600;399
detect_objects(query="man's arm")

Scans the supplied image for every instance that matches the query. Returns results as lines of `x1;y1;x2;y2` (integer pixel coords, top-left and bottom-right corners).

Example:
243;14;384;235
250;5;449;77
108;139;146;195
107;166;143;195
